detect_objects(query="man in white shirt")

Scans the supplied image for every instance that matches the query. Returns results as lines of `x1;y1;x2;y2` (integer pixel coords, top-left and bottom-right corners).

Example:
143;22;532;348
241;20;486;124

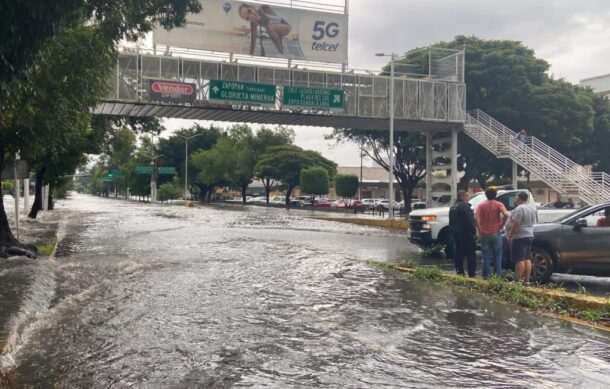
506;192;537;283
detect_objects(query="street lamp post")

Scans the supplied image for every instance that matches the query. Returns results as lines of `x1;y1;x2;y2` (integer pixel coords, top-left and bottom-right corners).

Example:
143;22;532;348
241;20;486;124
177;134;203;200
376;52;397;219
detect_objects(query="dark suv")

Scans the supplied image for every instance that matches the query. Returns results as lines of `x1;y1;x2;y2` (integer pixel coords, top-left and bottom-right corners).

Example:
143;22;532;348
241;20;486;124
505;202;610;282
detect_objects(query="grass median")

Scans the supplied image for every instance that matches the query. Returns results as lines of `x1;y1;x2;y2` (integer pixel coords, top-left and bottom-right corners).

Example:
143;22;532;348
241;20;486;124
366;260;610;329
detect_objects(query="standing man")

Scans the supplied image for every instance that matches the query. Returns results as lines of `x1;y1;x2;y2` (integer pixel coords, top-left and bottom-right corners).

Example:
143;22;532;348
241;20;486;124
449;190;477;277
474;187;510;278
506;192;537;283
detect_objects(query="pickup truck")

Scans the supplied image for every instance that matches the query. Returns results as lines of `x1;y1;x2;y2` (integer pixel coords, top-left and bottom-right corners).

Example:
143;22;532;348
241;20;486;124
408;190;573;256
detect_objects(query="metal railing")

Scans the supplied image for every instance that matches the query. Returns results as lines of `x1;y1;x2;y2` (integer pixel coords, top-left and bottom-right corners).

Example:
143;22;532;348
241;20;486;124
106;52;467;123
465;109;610;204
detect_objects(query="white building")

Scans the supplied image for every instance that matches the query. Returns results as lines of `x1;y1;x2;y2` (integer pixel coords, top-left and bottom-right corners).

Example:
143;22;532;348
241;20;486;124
580;74;610;98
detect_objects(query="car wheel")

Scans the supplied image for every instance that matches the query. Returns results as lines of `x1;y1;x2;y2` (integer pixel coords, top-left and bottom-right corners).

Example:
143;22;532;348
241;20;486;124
531;246;553;283
438;228;454;259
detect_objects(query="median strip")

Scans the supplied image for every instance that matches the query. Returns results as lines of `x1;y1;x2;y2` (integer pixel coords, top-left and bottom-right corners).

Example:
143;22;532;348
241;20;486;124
310;216;409;230
367;260;610;330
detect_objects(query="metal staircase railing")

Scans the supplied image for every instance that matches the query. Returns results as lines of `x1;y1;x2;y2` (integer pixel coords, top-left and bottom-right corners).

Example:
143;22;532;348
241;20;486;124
464;109;610;205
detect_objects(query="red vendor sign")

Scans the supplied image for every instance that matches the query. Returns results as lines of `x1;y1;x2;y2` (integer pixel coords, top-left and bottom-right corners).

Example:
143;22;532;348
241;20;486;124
148;80;197;103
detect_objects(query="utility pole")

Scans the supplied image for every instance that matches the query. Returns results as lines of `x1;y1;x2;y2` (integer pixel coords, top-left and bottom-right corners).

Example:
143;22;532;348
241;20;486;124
375;52;397;219
177;133;203;200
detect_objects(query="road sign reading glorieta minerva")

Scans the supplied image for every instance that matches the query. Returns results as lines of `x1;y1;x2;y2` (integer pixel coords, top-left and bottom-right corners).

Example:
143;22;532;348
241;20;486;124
209;80;276;106
282;86;344;110
135;166;153;174
135;166;176;175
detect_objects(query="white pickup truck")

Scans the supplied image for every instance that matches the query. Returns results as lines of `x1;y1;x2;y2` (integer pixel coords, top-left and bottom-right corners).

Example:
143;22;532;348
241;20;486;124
408;190;574;256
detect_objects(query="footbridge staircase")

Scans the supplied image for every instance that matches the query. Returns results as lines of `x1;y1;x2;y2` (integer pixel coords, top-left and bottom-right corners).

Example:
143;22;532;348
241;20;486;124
464;109;610;205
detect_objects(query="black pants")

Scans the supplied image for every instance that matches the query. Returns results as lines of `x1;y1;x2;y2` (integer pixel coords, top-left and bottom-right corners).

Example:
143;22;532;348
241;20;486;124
453;235;476;277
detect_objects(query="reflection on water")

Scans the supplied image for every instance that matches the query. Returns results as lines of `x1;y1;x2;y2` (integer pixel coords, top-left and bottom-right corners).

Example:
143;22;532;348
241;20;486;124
2;195;609;387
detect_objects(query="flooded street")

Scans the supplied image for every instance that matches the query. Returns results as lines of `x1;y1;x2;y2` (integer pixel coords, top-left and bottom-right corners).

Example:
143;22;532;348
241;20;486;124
2;194;610;387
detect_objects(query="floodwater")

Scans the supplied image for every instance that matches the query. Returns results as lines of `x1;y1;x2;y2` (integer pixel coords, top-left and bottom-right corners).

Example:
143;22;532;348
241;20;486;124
1;194;609;388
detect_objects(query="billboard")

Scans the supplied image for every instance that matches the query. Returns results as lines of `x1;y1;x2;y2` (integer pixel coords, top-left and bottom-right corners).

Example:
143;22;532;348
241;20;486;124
153;0;347;63
148;80;197;103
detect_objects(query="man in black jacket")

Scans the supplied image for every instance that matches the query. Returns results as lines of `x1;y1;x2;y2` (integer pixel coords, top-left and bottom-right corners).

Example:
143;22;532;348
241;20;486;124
449;190;477;277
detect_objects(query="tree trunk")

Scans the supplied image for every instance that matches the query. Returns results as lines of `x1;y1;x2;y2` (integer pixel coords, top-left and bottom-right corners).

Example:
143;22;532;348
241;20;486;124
48;190;54;210
285;185;295;206
28;167;46;219
241;183;247;204
262;178;273;204
0;133;20;248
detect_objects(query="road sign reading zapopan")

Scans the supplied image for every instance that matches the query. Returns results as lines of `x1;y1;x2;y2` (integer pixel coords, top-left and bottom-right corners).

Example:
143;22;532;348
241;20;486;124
209;80;276;105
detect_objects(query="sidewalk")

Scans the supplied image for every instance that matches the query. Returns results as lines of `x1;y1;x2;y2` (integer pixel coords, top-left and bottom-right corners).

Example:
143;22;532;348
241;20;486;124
1;197;60;370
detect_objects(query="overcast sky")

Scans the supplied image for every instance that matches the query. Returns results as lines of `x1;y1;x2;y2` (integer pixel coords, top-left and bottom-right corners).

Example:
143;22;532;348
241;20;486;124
163;0;610;167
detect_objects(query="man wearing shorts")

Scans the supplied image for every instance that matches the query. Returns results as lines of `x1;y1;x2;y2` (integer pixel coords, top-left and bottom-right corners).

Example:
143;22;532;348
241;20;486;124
506;192;537;283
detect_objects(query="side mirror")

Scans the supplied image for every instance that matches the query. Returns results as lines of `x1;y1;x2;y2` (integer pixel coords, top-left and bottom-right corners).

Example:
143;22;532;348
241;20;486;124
574;218;587;231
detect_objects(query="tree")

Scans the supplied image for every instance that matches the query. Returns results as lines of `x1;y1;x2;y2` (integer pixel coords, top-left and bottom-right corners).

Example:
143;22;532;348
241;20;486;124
255;145;337;205
300;167;329;200
426;36;607;187
191;136;235;202
157;182;180;202
335;174;359;199
252;127;294;203
327;130;425;213
0;1;201;249
157;124;222;198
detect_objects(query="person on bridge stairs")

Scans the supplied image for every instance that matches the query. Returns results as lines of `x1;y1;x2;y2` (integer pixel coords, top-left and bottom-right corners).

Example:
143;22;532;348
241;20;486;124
449;190;477;277
506;192;537;283
474;187;510;278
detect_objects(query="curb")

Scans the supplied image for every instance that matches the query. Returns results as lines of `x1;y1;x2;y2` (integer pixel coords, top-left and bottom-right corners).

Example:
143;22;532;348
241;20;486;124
310;217;409;230
385;264;610;331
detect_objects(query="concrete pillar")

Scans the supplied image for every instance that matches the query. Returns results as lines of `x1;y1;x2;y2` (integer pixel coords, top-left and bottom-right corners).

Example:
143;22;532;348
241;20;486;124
425;132;433;208
23;178;29;212
42;184;50;211
450;127;459;204
512;160;518;190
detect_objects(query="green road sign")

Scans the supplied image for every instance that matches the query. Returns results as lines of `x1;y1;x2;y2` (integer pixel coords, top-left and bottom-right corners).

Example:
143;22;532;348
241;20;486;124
135;166;153;174
282;86;344;110
158;166;177;175
135;166;176;175
209;79;276;106
108;169;123;178
102;176;114;182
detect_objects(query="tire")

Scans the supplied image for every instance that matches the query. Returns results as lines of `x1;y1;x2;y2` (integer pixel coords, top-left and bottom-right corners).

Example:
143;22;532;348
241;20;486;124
438;228;454;259
530;246;554;283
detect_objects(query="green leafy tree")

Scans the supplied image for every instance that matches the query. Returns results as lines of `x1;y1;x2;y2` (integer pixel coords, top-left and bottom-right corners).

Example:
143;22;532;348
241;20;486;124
300;167;329;200
191;136;235;202
255;145;336;205
0;0;201;248
327;131;425;212
335;174;359;199
157;182;180;202
157;124;222;198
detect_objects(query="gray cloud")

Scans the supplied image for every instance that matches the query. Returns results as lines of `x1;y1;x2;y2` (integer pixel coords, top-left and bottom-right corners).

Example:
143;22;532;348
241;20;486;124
348;0;610;82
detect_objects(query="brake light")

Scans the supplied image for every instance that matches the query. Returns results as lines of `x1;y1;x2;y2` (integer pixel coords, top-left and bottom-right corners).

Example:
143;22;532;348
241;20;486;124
421;215;437;222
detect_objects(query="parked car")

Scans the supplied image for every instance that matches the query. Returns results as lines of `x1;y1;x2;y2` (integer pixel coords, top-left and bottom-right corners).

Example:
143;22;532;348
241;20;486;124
409;190;537;257
314;199;332;207
269;196;285;205
376;199;401;210
503;202;610;283
360;198;376;210
331;200;347;208
348;200;369;213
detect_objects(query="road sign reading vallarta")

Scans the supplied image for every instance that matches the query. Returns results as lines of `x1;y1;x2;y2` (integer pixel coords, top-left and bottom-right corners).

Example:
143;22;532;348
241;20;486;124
282;86;344;110
153;0;348;64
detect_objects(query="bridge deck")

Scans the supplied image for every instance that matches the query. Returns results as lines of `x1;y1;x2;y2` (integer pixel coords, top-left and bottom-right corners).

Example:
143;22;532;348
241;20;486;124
96;53;466;131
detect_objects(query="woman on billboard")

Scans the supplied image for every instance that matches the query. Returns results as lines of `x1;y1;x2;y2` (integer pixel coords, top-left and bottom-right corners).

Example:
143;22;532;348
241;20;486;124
238;4;291;57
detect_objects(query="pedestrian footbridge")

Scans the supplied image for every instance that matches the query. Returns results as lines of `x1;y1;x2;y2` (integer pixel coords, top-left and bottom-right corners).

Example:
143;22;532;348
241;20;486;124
94;50;610;205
